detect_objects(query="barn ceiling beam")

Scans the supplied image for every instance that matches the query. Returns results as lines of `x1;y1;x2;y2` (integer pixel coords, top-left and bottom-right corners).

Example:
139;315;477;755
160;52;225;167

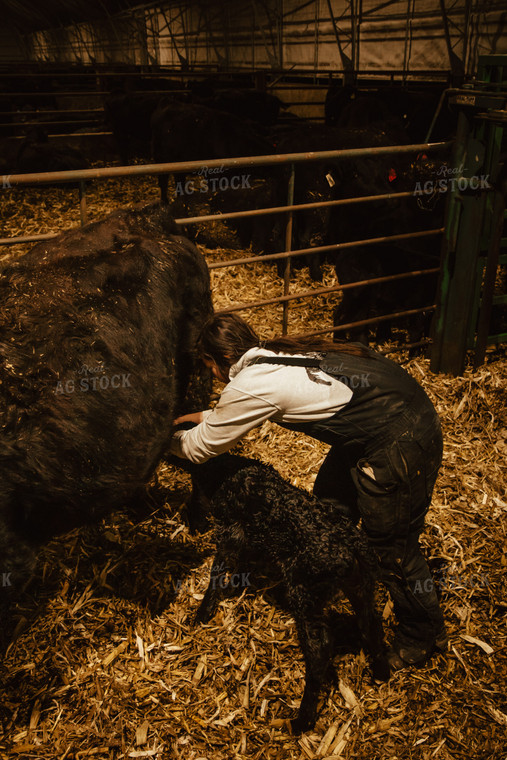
402;0;415;82
198;5;227;65
352;0;362;73
251;0;281;69
361;0;400;18
157;6;190;68
439;0;466;83
281;0;316;18
342;3;484;24
325;0;355;81
72;20;96;63
151;4;187;36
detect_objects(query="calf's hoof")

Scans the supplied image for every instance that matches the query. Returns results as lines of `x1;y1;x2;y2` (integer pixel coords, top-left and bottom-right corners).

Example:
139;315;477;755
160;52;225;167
186;513;211;535
372;656;391;682
193;606;213;627
290;712;315;735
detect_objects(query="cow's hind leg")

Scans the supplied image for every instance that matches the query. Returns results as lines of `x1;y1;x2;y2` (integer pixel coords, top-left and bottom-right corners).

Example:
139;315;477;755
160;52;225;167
0;519;37;650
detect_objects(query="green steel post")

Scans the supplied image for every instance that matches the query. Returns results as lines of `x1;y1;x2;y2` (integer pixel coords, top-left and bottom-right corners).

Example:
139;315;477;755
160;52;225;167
474;190;506;367
431;55;507;375
430;111;470;374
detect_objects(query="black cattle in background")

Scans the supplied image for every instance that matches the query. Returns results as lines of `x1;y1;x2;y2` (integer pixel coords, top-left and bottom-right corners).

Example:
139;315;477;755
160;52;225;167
187;75;219;100
270;123;337;280
0;78;58;138
0;97;15;138
325;80;457;142
119;76;184;94
485;158;507;338
0;136;17;176
324;80;352;127
151;98;273;206
400;89;458;142
332;246;440;351
325;82;404;132
328;152;448;351
208;175;280;255
325;81;407;130
104;90;165;164
105;86;287;167
0;204;212;615
11;125;88;176
268;122;410;280
199;89;287;127
263;118;445;349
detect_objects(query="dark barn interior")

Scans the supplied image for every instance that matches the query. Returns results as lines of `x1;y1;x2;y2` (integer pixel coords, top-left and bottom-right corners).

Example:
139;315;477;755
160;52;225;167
0;1;506;759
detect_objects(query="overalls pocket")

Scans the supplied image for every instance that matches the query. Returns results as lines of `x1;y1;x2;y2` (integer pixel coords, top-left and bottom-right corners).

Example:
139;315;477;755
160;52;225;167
353;451;403;542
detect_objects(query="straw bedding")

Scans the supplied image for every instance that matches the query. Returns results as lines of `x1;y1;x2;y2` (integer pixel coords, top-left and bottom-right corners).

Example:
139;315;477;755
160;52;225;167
0;175;506;760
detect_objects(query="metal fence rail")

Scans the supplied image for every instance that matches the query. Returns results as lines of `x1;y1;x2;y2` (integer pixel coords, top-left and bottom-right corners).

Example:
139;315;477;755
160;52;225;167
3;142;450;185
217;267;441;312
0;140;450;342
7;132;113;141
207;230;444;270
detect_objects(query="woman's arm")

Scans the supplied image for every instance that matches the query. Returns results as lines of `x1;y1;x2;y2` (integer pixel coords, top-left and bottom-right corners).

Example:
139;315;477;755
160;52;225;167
170;385;279;463
173;411;204;426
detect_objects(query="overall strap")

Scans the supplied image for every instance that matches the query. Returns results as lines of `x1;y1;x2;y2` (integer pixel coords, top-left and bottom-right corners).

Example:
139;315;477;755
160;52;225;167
249;355;323;369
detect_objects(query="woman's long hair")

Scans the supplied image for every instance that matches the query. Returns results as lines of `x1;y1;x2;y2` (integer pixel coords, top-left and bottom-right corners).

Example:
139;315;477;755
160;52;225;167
198;313;368;372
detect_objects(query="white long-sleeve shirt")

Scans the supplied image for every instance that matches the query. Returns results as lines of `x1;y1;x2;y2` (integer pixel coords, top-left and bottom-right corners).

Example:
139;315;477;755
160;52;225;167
170;347;353;463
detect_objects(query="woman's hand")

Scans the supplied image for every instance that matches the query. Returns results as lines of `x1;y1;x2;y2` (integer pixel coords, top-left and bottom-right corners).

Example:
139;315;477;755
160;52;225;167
173;411;204;426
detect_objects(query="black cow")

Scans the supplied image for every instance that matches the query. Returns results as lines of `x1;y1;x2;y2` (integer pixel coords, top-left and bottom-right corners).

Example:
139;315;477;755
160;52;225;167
200;89;286;127
205;170;280;255
0;203;212;610
399;89;458;142
268;123;341;280
151;99;273;205
12;126;88;176
0;97;15;138
270;123;409;280
124;76;184;94
265;120;444;346
325;82;405;131
332;246;440;351
329;152;447;350
104;90;164;164
325;81;457;142
0;82;58;139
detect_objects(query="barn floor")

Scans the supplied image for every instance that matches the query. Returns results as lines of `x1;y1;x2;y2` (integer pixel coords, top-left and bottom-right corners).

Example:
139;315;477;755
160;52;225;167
0;176;506;760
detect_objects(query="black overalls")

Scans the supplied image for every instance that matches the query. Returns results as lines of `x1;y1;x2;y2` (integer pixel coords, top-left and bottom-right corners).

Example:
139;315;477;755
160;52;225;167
253;347;445;655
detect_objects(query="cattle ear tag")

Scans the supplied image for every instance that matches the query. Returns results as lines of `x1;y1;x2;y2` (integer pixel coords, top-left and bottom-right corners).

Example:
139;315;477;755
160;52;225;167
361;464;376;480
325;172;335;187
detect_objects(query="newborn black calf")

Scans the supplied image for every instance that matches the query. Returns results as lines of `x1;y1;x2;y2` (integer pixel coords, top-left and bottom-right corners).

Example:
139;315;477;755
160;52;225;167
184;454;389;732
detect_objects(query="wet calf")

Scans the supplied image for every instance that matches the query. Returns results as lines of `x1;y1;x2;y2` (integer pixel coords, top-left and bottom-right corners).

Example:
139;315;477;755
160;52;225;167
184;453;390;733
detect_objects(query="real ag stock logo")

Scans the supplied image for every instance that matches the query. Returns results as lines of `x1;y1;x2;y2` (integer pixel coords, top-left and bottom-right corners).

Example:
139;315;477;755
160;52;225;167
55;362;131;395
413;163;491;196
174;165;251;197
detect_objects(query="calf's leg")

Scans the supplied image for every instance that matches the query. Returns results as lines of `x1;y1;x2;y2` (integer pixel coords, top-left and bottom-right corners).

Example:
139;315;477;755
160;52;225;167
340;565;390;681
194;526;242;624
286;586;332;733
